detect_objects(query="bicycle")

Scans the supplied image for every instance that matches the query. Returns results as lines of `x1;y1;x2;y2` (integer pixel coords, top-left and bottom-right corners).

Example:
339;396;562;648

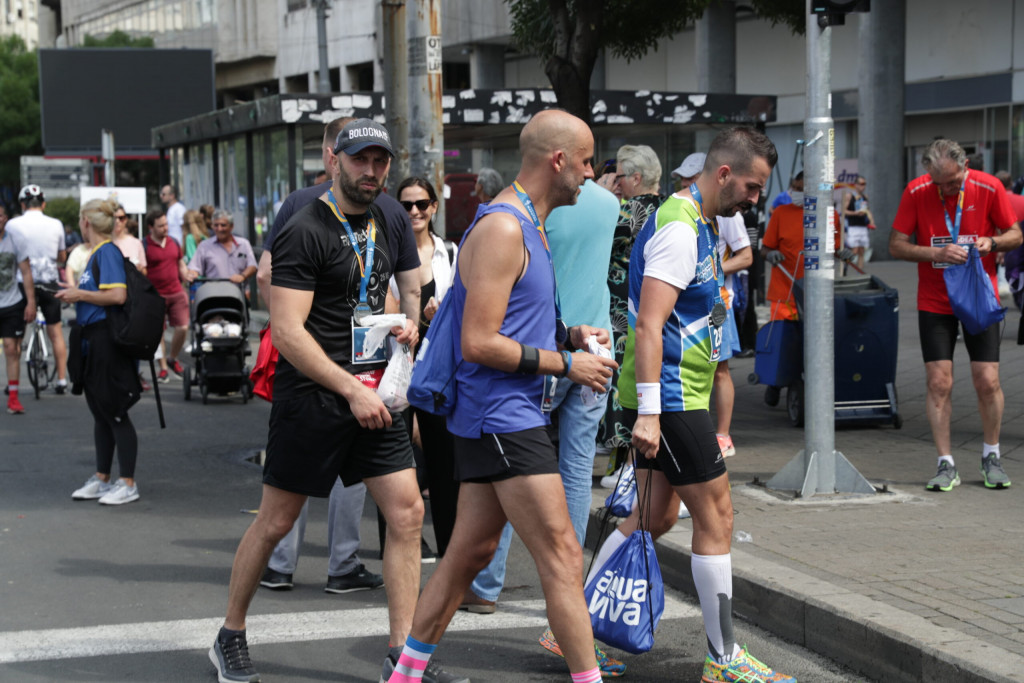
23;285;58;400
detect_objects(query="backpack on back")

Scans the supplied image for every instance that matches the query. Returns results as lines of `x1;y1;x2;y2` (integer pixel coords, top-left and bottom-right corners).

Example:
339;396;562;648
91;245;167;360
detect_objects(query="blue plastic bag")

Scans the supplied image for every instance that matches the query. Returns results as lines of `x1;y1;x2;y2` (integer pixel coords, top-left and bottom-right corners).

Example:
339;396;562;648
584;528;664;654
944;246;1005;335
407;291;460;416
603;464;636;517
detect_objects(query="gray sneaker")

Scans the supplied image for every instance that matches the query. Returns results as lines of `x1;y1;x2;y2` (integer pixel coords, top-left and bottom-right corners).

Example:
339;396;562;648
209;627;260;683
379;646;469;683
981;454;1011;489
71;475;113;500
926;461;960;492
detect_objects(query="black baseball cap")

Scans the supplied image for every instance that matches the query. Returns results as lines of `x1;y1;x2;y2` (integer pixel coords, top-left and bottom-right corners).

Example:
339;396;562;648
333;118;394;157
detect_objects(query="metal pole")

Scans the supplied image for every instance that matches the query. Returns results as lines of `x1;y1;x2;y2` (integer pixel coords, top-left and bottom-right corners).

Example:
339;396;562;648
314;0;331;94
382;0;410;187
407;0;445;236
767;1;874;497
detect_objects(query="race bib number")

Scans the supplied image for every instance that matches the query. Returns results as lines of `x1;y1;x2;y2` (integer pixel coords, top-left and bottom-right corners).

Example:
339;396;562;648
541;375;558;413
931;234;977;269
709;319;723;363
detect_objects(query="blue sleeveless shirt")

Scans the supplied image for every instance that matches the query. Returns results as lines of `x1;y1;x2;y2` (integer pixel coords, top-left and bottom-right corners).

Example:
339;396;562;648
448;202;557;438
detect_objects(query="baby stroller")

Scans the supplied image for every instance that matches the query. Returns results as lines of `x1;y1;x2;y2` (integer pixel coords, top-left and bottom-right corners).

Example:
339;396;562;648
183;279;253;404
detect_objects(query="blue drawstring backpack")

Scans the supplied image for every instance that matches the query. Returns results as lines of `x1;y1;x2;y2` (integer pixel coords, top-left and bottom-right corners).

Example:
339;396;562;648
407;289;461;416
586;456;664;654
944;245;1005;335
603;464;636;517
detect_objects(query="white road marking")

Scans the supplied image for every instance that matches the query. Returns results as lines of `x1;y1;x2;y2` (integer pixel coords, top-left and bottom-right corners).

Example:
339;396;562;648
0;595;699;663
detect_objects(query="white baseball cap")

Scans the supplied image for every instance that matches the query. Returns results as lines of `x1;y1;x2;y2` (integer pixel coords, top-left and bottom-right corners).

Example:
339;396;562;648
671;153;706;179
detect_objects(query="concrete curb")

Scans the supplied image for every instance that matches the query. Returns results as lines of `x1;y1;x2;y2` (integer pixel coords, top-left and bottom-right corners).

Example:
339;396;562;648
587;503;1018;683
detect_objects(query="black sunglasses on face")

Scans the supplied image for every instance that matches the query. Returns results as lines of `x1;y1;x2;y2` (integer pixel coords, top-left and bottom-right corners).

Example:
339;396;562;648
401;199;433;212
116;215;128;221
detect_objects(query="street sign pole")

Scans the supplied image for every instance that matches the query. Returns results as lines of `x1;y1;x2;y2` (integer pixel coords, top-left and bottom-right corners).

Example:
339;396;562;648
767;1;875;497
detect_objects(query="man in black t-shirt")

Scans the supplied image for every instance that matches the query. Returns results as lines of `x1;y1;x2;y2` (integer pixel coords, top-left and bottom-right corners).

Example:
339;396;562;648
211;119;443;683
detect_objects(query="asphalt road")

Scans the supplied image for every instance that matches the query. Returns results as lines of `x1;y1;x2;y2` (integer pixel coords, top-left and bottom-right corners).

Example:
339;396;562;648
0;368;869;682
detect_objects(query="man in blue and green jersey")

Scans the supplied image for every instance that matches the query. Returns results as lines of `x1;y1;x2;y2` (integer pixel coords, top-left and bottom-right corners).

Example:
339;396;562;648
589;127;796;682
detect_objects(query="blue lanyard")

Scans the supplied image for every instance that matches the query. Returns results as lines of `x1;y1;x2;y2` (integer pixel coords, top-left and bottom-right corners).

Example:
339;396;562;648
326;189;376;305
512;181;564;321
688;184;725;292
938;173;966;242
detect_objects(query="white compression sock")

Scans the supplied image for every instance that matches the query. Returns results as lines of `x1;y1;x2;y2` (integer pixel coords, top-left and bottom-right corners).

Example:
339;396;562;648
692;552;741;663
983;443;1000;458
938;455;955;468
585;528;627;586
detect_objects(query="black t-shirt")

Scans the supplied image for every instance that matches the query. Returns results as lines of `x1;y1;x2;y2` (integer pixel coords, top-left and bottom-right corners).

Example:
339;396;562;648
265;181;418;272
271;199;399;398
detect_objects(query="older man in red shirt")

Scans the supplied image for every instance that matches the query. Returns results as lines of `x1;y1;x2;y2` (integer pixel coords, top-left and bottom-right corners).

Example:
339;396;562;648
890;138;1022;493
144;208;189;382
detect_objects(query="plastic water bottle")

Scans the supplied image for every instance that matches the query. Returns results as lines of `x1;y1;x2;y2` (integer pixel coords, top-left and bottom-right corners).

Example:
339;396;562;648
581;337;613;406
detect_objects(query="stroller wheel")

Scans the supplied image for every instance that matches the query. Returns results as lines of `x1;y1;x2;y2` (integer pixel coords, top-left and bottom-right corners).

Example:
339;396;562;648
183;367;192;401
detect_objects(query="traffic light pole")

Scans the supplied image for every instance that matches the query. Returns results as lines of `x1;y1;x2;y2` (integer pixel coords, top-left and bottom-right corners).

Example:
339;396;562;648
766;1;875;497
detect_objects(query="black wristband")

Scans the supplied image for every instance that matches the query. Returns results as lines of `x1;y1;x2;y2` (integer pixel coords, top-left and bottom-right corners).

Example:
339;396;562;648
563;326;577;352
516;343;541;374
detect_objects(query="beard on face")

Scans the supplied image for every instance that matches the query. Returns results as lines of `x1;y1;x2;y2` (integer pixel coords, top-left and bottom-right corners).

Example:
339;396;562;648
717;179;751;217
337;166;382;207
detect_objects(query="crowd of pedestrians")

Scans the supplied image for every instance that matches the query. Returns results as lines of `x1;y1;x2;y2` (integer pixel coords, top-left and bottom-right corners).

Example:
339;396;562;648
3;108;1023;683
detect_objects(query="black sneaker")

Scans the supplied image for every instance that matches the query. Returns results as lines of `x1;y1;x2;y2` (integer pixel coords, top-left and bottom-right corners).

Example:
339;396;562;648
380;646;470;683
55;383;67;395
259;567;293;590
421;537;438;564
209;627;260;683
325;563;383;594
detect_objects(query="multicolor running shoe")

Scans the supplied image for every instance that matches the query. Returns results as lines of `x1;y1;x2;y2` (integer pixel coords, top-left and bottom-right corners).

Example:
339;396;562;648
538;628;626;678
701;646;796;682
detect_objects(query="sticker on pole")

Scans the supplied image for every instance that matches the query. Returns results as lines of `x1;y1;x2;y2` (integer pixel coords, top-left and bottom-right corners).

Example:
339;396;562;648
804;237;819;252
805;255;820;271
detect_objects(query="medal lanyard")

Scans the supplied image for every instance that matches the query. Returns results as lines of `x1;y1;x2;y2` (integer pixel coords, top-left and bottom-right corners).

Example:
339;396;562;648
512;181;563;319
327;189;376;305
937;173;966;242
688;184;725;290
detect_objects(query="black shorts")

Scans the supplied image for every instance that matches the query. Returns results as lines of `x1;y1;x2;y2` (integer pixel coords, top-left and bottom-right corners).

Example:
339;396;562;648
34;285;62;325
452;426;560;483
264;389;415;497
918;310;1000;363
625;409;727;486
0;299;27;339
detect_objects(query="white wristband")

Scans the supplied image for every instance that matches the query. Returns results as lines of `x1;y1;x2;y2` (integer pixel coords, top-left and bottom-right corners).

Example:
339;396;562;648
636;383;661;415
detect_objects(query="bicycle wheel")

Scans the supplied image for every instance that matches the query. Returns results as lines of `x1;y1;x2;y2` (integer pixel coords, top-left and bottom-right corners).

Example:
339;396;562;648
26;329;44;399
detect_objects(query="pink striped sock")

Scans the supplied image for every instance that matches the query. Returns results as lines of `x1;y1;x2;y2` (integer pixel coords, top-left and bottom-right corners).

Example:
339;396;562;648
570;667;602;683
387;639;435;683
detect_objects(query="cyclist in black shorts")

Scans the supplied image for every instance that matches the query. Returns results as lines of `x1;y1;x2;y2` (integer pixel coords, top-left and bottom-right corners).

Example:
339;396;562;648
7;185;68;394
0;204;36;414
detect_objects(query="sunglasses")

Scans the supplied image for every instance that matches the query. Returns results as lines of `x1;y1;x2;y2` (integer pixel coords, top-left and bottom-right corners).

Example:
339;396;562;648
116;215;128;221
400;199;433;212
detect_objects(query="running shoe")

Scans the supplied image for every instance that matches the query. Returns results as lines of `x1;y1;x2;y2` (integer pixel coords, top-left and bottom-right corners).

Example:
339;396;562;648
379;645;469;683
981;454;1011;489
259;568;293;590
926;461;960;492
209;627;260;683
98;479;140;505
538;629;626;677
7;394;24;414
325;563;383;593
72;474;114;500
170;359;185;377
701;646;796;682
55;382;67;395
157;369;170;383
600;463;628;489
717;434;736;458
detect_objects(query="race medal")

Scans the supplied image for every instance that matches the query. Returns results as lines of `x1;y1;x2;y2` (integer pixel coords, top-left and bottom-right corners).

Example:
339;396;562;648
710;302;727;328
555;319;568;345
353;302;372;326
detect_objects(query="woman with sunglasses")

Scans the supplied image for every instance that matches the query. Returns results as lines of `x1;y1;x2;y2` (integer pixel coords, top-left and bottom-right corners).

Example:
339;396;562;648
111;205;148;276
388;176;459;559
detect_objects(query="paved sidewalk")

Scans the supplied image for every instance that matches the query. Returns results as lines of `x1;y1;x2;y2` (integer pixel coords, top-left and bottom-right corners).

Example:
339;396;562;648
590;260;1024;683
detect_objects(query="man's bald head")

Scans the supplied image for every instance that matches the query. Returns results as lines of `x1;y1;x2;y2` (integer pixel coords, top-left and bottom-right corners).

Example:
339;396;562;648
519;109;592;165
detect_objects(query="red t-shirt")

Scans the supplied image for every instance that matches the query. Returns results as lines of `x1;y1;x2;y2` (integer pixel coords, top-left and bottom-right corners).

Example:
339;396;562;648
145;234;184;296
892;170;1016;315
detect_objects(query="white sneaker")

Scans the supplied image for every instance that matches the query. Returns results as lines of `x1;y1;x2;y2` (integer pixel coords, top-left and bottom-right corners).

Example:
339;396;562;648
98;479;140;506
601;463;633;489
678;500;691;519
72;475;114;500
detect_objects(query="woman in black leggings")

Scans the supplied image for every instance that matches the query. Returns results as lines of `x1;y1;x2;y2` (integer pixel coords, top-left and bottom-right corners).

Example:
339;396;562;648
59;198;142;506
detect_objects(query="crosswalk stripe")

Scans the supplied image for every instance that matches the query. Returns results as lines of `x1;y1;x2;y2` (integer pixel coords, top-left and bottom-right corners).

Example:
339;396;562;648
0;595;699;664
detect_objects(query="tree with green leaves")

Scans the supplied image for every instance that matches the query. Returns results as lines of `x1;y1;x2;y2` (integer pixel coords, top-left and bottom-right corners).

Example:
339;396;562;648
0;35;42;186
82;30;155;48
505;0;804;122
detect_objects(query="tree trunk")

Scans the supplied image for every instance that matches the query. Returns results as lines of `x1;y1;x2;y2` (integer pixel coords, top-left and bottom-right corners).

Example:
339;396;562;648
542;0;602;124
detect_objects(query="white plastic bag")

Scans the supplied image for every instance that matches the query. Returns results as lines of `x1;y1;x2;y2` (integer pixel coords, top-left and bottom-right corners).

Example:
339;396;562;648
377;337;414;411
360;314;407;359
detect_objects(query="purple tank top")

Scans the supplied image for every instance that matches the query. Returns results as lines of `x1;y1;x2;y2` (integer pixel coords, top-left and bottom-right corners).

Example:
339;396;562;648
447;202;557;438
